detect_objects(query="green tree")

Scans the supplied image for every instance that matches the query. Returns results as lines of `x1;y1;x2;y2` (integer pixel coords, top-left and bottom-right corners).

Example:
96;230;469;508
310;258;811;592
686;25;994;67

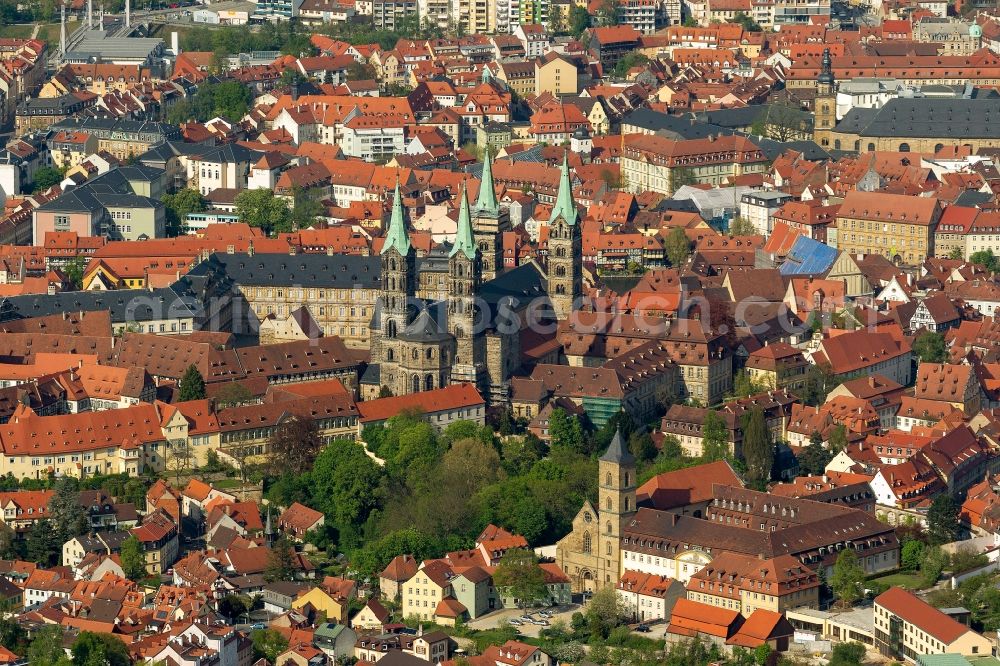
290;186;325;230
31;166;64;193
801;363;835;406
264;536;296;582
166;99;195;125
728;216;757;236
493;548;547;607
912;330;948;364
596;0;621;24
829;549;866;607
178;364;206;401
670;166;698;193
250;629;288;663
927;493;960;545
214;382;253;408
741;407;772;487
828;423;848;453
549;407;585;453
664;227;691;268
62;256;88;290
586;585;627;637
901;539;925;572
798;430;832;475
730;369;768;399
701;411;730;462
613;52;649;78
0;617;25;654
310;439;383;537
71;632;130;666
569;4;590;37
27;625;71;666
161;188;207;237
970;249;999;272
829;642;866;666
49;477;88;543
732;10;762;30
948;247;964;260
921;545;948;586
120;535;146;581
235;188;292;235
628;430;657;463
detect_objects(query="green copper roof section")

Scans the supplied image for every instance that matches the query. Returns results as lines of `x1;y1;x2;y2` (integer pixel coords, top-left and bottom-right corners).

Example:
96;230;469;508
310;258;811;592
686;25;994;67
549;152;578;226
451;183;476;260
381;182;411;256
474;151;500;218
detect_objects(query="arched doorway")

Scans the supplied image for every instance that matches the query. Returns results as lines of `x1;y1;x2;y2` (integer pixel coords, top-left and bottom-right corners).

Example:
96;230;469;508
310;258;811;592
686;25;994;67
581;570;595;593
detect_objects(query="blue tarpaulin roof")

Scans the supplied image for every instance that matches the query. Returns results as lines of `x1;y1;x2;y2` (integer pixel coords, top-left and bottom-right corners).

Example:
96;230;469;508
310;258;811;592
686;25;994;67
779;236;838;275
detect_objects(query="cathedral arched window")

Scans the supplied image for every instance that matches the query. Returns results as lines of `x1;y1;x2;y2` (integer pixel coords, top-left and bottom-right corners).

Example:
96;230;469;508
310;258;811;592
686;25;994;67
412;375;421;393
606;472;612;486
388;321;397;338
455;325;464;338
899;143;910;153
425;374;434;391
605;497;612;511
387;348;395;361
390;258;397;271
426;348;434;359
556;265;566;277
556;247;566;258
606;521;612;535
607;543;612;555
457;264;464;277
625;497;630;512
624;472;630;486
582;532;592;554
412;348;419;360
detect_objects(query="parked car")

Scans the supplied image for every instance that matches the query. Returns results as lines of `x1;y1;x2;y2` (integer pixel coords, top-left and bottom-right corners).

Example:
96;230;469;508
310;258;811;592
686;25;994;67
251;623;267;630
532;619;550;626
508;618;522;626
538;610;553;618
520;615;533;622
636;624;651;633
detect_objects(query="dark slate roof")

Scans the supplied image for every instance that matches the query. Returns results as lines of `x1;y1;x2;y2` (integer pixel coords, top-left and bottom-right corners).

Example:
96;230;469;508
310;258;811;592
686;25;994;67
848;98;1000;139
397;303;452;343
478;262;547;315
754;138;831;162
0;288;198;323
624;108;735;140
600;429;635;465
190;252;382;290
955;190;993;207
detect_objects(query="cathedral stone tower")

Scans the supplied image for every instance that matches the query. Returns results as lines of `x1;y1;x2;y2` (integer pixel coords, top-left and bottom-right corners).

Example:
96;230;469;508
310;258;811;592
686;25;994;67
449;184;486;389
813;48;836;149
472;151;510;282
378;182;416;394
597;429;636;587
547;153;582;320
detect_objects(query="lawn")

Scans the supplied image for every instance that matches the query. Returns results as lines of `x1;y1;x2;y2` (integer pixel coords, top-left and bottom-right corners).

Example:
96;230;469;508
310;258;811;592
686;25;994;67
0;24;35;38
868;571;927;590
213;477;243;489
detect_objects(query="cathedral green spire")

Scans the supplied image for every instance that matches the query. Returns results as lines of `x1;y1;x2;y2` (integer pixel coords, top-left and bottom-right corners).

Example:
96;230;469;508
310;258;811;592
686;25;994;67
381;181;411;256
474;150;500;218
549;152;578;226
451;183;476;260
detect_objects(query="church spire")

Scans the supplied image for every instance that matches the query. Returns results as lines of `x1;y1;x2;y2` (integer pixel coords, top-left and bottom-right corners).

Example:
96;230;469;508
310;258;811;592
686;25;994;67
549;152;578;226
474;150;500;218
381;181;411;256
451;183;476;260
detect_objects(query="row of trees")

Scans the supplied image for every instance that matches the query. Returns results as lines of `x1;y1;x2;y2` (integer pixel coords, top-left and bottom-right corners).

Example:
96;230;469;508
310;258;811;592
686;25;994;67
165;81;253;126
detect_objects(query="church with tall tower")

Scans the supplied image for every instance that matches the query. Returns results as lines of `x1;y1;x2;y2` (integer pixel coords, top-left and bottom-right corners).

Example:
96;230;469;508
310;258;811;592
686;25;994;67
812;48;836;149
555;430;637;592
361;150;584;402
547;155;583;321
